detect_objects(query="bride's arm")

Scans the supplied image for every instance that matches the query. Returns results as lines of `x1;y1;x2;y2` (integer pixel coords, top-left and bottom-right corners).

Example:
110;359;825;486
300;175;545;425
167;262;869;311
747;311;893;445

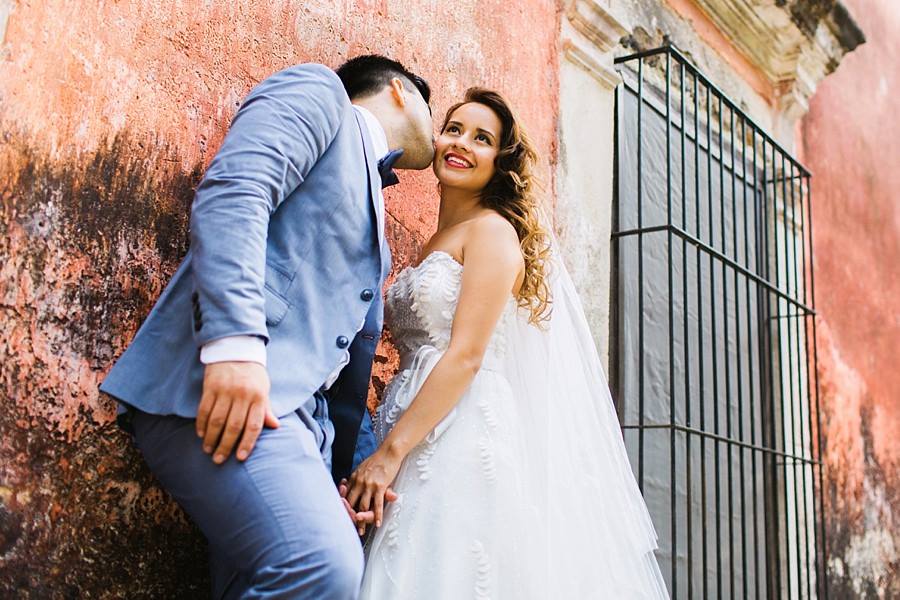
346;216;523;528
381;218;523;457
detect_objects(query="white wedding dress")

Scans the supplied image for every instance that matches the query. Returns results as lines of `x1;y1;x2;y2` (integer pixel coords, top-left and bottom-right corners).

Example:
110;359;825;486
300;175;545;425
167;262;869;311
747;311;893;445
359;250;669;599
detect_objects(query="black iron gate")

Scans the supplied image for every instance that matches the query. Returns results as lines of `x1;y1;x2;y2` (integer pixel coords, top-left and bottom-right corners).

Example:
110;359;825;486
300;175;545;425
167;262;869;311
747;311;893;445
612;44;826;599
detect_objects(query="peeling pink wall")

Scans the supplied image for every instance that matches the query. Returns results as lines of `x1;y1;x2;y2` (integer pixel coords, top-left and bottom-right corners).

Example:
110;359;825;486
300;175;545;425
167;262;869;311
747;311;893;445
800;0;900;594
0;0;559;594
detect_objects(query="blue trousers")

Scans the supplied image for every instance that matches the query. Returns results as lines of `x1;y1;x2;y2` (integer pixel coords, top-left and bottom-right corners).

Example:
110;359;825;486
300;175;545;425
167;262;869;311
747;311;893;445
130;392;364;599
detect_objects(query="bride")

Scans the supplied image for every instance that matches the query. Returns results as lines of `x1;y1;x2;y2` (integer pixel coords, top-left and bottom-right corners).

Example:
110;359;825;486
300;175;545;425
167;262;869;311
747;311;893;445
344;88;669;599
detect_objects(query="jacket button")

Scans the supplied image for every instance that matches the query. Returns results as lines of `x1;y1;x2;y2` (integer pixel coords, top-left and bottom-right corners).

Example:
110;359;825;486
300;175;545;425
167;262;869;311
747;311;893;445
360;288;374;302
336;335;350;349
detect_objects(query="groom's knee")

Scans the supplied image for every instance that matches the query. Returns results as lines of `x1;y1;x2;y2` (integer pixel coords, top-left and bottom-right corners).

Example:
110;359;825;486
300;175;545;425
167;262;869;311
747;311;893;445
253;534;364;598
314;538;365;598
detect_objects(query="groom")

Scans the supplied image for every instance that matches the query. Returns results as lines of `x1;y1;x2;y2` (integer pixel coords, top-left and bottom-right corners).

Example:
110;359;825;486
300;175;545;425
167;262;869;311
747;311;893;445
100;55;434;598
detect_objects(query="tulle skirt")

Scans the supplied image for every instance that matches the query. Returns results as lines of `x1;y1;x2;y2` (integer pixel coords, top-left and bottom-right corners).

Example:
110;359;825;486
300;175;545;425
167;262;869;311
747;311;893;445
359;347;669;599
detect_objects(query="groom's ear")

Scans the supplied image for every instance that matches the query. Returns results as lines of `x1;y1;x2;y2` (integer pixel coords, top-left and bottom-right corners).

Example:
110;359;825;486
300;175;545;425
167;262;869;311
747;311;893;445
389;77;407;108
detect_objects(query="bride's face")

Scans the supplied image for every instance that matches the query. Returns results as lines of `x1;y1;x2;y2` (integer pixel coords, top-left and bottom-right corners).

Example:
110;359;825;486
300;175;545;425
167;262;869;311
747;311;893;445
433;102;502;194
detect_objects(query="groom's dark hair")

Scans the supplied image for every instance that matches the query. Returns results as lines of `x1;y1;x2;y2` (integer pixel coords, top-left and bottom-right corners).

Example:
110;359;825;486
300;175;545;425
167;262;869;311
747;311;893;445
336;55;431;104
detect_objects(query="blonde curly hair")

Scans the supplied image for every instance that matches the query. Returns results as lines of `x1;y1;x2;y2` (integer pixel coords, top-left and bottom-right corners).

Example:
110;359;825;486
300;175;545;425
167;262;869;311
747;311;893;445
441;88;552;324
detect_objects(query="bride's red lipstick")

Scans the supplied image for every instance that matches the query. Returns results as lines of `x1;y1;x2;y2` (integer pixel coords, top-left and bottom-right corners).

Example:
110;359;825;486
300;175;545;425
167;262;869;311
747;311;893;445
444;152;473;169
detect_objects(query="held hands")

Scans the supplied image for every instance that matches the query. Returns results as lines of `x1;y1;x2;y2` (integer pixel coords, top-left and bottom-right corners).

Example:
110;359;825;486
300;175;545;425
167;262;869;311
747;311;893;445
343;448;404;534
197;361;402;535
196;361;280;464
339;479;398;536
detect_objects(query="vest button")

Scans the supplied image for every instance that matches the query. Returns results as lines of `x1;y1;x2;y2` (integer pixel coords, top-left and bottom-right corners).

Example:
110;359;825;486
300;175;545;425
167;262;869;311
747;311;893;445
360;288;375;302
336;335;350;349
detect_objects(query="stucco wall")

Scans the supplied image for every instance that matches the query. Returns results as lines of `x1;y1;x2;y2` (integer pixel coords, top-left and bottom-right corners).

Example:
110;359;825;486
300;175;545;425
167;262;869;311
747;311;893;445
800;0;900;595
0;0;559;595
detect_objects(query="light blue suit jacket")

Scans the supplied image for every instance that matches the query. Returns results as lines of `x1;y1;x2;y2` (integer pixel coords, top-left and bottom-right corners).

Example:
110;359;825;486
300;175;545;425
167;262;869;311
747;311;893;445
100;63;389;480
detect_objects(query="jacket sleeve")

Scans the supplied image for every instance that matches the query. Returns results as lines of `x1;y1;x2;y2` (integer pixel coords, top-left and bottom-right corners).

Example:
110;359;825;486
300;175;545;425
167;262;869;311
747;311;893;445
189;64;347;347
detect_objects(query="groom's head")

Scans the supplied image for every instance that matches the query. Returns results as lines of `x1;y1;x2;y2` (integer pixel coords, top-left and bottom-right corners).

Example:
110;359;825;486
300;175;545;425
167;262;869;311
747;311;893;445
337;55;435;170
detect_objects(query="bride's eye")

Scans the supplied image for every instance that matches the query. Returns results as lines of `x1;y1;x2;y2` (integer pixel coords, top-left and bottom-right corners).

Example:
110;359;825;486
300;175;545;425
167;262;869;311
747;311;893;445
445;124;460;134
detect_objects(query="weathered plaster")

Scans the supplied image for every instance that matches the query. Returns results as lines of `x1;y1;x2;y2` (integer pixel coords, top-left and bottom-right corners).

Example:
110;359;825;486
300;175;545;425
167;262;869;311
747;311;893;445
801;0;899;594
0;131;208;596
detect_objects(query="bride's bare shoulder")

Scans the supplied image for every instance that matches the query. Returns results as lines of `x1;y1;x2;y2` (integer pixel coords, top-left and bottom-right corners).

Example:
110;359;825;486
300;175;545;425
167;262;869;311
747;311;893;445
467;211;517;240
462;212;524;269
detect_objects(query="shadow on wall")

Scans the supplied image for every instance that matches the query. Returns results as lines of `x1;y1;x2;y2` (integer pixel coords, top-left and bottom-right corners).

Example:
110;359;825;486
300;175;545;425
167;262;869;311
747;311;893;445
0;127;210;596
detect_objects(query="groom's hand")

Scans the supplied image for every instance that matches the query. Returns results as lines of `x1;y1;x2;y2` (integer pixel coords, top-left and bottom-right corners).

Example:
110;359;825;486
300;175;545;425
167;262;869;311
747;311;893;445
196;361;279;464
339;478;398;536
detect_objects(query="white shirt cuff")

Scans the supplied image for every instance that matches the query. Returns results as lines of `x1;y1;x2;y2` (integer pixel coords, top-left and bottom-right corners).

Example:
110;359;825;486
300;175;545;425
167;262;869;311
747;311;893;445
200;335;267;367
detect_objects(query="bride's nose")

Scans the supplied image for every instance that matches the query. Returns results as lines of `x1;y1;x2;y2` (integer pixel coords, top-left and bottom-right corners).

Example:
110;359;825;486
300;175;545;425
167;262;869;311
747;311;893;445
451;138;471;153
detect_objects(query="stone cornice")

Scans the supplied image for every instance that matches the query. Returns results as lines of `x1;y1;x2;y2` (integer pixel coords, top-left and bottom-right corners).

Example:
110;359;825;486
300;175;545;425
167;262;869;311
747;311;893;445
563;0;864;125
562;0;629;89
688;0;864;117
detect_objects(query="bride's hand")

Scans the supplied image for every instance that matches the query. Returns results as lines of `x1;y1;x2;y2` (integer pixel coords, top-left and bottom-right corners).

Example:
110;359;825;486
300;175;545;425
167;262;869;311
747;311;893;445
346;448;403;533
339;479;399;536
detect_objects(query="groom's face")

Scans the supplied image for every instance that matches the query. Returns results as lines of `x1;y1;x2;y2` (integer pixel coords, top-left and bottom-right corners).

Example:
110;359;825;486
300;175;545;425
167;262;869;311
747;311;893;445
396;82;435;169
